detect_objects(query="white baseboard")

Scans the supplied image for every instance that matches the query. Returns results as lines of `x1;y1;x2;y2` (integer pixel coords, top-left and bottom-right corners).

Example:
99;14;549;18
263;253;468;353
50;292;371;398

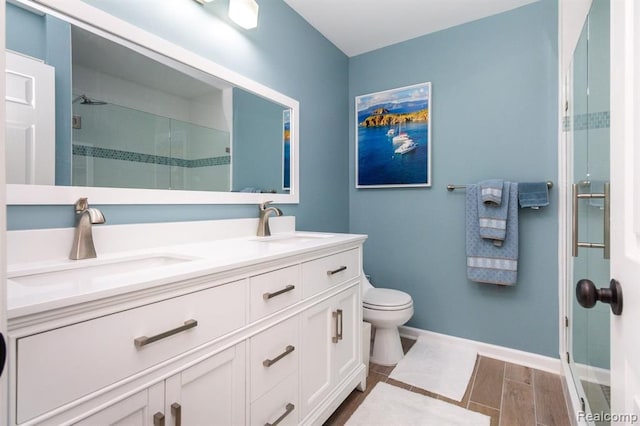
399;326;563;375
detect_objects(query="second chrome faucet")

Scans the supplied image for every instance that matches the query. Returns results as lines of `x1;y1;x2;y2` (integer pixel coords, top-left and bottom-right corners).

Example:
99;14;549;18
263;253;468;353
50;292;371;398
257;201;282;237
70;197;106;260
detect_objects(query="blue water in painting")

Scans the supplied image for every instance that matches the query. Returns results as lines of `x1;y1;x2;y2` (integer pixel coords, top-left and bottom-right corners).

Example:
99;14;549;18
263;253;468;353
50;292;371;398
357;121;429;186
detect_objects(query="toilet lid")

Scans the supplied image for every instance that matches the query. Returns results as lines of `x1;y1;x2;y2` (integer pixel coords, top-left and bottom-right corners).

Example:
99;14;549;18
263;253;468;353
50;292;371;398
363;288;413;309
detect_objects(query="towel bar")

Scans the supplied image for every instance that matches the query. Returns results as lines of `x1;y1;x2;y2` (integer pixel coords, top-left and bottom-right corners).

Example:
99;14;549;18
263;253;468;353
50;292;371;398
446;181;553;191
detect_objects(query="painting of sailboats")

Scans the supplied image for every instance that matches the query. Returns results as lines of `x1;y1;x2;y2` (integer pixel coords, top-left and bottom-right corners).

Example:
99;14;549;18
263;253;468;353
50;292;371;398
355;82;431;188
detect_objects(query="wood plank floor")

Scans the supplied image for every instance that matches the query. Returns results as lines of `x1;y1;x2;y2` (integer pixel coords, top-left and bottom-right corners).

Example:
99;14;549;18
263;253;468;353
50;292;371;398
324;338;572;426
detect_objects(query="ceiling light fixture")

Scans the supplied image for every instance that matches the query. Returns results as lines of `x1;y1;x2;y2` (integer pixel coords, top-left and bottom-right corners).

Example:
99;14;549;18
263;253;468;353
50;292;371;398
193;0;214;4
228;0;259;29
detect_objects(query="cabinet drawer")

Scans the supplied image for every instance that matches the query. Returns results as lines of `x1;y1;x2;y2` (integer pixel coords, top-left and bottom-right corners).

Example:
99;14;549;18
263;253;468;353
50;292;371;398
250;265;301;322
302;249;360;298
16;280;246;423
250;316;299;401
251;372;299;426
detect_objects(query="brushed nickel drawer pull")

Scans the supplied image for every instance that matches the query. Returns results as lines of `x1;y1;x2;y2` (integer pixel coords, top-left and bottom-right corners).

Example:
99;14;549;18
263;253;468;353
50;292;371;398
263;345;295;367
171;403;182;426
153;412;165;426
327;266;347;276
265;403;295;426
332;310;340;343
134;319;198;348
263;284;295;300
337;309;343;341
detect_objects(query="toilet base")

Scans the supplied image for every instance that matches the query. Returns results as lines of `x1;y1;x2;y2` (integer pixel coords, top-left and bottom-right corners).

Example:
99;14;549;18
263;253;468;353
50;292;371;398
370;326;405;366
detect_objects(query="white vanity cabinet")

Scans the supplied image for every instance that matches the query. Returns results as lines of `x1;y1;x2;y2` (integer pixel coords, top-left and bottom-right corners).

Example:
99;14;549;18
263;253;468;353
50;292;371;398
300;285;360;419
7;234;366;426
75;343;246;426
162;343;246;426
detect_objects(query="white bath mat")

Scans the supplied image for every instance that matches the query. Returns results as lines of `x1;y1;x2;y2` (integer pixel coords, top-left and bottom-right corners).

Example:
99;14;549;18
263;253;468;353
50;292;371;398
389;335;477;401
345;382;490;426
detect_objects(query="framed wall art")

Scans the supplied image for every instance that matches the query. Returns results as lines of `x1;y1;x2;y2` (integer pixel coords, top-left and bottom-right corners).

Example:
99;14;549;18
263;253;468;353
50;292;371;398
355;82;431;188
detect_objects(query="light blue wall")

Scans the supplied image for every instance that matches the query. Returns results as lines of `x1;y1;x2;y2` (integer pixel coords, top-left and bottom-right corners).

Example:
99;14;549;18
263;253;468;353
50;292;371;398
6;3;45;58
349;0;559;357
7;0;350;232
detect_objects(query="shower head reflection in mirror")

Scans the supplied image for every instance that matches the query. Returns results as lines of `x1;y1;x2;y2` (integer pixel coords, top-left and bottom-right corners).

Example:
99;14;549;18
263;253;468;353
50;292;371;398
72;95;108;106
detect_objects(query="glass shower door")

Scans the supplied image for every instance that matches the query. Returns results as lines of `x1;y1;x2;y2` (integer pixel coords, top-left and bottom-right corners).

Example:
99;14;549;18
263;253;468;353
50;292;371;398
566;0;611;422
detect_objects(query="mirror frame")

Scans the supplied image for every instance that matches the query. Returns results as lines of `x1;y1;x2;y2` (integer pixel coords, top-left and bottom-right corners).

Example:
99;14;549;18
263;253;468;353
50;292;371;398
6;0;299;205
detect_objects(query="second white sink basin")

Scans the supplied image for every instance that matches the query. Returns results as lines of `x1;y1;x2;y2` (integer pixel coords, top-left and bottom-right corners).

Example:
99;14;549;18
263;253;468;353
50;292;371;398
9;255;196;287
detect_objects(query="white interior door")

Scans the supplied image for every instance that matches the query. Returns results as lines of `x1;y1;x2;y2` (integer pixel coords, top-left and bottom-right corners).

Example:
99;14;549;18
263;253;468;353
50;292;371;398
5;50;55;185
610;0;640;423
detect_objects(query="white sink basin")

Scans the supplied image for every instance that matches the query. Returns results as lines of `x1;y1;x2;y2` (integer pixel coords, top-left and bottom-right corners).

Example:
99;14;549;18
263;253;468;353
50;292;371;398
254;233;335;244
9;255;196;287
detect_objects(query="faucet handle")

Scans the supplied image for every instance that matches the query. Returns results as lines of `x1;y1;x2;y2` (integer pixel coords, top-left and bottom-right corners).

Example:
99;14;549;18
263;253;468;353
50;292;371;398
259;200;274;210
74;197;89;213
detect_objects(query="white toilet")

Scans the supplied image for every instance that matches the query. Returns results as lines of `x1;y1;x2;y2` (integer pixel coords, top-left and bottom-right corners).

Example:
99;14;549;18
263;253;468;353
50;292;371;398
362;274;414;366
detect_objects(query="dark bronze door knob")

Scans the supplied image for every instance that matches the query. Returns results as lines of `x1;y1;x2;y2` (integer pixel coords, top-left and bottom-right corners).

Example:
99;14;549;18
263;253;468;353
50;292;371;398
576;278;623;315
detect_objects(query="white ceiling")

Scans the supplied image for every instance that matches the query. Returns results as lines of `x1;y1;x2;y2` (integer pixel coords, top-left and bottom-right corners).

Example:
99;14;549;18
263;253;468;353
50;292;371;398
283;0;539;57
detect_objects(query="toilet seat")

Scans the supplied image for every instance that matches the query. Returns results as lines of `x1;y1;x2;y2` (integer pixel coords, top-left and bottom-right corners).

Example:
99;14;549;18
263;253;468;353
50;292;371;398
363;288;413;311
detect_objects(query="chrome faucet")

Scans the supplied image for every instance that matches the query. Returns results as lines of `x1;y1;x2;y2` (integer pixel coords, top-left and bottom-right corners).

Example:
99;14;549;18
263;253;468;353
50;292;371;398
70;197;106;260
257;201;283;237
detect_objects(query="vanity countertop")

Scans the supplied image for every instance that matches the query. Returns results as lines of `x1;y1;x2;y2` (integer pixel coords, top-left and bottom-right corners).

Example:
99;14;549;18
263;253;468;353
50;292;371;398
7;229;366;319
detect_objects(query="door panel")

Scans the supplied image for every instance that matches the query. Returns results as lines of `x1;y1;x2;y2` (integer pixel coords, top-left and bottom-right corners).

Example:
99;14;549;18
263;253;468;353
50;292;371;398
300;298;332;417
165;343;246;426
610;0;640;420
333;286;360;384
74;385;162;426
5;51;55;185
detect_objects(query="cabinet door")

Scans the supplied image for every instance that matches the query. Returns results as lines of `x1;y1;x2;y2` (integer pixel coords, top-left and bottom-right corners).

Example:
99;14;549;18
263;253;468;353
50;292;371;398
332;285;360;386
73;383;163;426
300;297;333;417
165;343;246;426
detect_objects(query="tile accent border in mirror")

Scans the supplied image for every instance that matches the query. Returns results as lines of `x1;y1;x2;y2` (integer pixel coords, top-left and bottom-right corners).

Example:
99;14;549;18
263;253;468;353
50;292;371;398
562;111;610;132
72;144;231;168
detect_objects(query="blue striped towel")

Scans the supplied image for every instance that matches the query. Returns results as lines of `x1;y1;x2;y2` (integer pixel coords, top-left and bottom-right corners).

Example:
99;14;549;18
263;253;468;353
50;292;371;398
466;182;519;285
480;179;504;206
478;181;509;246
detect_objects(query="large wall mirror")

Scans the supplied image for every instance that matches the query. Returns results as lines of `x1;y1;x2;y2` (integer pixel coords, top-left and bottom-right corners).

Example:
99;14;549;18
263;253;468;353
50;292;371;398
5;0;299;204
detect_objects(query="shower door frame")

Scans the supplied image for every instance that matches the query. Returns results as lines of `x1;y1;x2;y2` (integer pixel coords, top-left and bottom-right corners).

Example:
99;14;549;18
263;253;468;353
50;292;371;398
558;1;611;423
559;57;588;425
